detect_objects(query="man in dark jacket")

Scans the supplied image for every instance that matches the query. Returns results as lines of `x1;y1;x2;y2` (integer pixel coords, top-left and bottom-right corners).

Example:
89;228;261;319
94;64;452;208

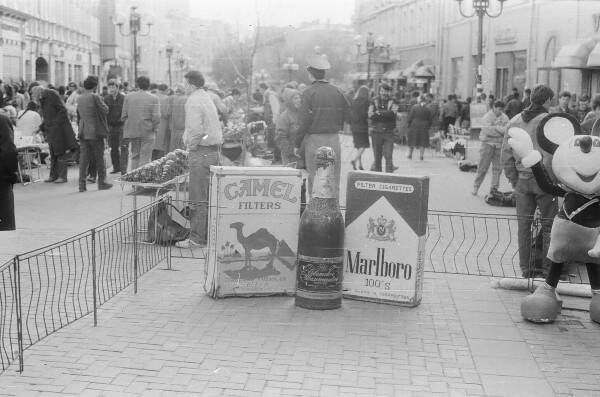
103;79;125;174
35;86;78;184
550;91;577;117
0;113;17;230
77;75;112;192
368;83;397;173
502;85;557;278
505;90;524;120
294;54;349;200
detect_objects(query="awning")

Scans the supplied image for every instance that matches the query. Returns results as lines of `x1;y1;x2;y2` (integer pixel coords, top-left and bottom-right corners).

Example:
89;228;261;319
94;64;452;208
414;65;435;78
587;41;600;68
383;69;405;80
552;39;597;68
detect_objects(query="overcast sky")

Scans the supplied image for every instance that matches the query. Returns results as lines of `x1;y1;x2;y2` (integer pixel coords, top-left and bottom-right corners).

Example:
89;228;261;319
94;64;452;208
190;0;355;29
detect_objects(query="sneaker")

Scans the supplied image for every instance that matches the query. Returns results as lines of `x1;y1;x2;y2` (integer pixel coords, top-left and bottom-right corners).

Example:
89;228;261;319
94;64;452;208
110;169;121;174
44;178;57;183
86;177;96;184
98;182;113;190
53;178;67;184
175;239;206;249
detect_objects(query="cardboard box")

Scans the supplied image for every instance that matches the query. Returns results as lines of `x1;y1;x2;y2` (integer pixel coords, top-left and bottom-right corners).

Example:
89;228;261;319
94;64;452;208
343;171;429;306
205;166;302;297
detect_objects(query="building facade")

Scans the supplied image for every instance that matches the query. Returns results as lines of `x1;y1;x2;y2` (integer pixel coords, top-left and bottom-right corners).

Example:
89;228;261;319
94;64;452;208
354;0;600;100
442;0;600;101
353;0;443;93
0;0;101;86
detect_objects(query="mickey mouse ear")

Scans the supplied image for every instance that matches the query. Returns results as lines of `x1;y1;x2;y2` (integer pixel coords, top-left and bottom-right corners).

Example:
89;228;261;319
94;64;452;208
537;112;581;154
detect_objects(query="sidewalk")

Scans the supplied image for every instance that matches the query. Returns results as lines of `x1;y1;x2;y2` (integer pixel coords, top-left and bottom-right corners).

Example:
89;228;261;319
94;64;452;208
0;257;598;397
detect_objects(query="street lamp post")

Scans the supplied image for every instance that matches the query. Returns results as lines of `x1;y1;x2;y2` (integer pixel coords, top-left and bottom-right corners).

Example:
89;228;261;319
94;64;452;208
282;57;299;82
355;32;388;88
456;0;506;99
165;42;174;87
176;54;188;83
114;6;153;83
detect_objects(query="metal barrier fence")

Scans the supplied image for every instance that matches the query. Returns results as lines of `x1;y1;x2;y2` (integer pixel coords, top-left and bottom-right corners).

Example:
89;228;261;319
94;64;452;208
0;198;170;374
2;200;593;374
172;207;591;285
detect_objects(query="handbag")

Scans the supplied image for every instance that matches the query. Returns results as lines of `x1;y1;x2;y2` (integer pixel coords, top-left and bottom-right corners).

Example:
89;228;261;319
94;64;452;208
103;146;112;170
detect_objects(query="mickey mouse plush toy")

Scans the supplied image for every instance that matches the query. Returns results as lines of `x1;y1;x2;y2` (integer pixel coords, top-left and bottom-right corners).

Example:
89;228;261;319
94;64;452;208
508;112;600;324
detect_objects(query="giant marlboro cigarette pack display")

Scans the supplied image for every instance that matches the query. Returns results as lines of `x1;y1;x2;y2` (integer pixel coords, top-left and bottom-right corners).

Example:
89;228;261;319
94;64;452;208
205;166;302;298
343;171;429;306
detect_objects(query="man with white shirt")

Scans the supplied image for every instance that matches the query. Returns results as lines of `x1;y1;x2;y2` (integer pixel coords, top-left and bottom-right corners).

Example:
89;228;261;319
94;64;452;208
176;70;222;249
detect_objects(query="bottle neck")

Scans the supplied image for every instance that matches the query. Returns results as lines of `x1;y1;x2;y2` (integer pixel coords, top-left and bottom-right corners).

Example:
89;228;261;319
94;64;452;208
312;163;336;199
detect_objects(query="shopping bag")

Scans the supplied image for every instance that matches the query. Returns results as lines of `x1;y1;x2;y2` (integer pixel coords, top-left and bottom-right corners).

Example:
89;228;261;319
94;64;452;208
104;147;112;170
147;201;190;245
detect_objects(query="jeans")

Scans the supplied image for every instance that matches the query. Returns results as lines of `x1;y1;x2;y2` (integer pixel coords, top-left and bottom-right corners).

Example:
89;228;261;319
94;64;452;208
79;139;106;187
474;142;502;191
189;146;220;244
48;144;68;180
515;177;558;275
108;126;123;172
128;136;155;172
371;132;395;172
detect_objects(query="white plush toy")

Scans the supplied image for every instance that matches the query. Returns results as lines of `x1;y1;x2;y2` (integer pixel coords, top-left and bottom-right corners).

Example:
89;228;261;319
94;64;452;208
508;112;600;324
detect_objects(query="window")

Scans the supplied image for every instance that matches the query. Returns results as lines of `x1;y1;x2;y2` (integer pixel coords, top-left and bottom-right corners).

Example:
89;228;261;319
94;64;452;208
451;57;464;97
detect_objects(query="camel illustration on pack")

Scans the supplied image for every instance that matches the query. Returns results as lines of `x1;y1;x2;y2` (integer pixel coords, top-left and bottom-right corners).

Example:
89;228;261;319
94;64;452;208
223;222;296;280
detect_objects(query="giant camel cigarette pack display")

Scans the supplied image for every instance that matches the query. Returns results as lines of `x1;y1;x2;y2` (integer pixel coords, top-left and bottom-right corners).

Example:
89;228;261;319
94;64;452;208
344;171;429;306
205;166;302;298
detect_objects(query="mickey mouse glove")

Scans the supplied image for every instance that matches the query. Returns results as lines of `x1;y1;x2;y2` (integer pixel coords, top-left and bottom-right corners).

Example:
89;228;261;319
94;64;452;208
508;127;542;168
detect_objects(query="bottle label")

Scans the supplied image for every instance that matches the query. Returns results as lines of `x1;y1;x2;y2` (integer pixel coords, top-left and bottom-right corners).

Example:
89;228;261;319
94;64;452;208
297;254;343;291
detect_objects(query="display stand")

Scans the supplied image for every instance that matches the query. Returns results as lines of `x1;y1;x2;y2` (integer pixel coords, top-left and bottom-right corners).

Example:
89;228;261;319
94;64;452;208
116;173;189;247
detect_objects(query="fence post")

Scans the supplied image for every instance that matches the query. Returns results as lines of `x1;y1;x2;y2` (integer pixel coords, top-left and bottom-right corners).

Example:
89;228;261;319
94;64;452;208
134;208;138;294
167;196;172;271
91;229;97;327
13;256;23;373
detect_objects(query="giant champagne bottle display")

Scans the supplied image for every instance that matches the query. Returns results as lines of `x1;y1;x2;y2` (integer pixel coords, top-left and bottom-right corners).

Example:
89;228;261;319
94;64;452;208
295;146;345;310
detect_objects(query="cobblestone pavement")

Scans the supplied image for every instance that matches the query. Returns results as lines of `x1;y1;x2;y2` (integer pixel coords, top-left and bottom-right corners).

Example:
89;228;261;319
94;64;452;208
2;137;598;396
0;257;598;397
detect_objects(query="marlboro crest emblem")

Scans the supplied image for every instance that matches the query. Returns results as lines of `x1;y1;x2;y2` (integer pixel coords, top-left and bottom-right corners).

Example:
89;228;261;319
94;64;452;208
343;171;429;306
367;215;397;241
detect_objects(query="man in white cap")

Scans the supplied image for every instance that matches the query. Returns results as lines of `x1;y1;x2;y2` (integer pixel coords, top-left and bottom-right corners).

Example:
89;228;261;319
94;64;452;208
294;53;349;199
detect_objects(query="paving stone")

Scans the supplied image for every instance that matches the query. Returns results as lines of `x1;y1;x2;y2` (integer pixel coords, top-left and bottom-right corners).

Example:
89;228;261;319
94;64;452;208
480;374;556;397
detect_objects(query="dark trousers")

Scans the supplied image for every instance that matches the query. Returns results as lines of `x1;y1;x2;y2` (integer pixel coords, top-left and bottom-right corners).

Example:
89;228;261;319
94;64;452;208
371;132;395;173
49;144;68;180
441;116;456;136
79;139;106;187
120;138;129;174
514;177;558;276
108;126;123;172
88;158;96;179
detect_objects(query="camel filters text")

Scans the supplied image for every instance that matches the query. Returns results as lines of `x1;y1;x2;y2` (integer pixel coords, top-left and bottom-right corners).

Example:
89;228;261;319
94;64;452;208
205;166;303;298
343;171;429;307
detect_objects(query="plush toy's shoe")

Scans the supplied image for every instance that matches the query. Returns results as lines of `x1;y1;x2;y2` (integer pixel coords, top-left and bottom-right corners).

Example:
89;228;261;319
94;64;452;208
590;290;600;324
521;283;561;323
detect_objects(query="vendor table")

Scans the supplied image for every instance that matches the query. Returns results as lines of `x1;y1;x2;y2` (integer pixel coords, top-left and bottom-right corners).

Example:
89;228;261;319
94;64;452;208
15;143;49;185
116;173;190;257
117;173;189;215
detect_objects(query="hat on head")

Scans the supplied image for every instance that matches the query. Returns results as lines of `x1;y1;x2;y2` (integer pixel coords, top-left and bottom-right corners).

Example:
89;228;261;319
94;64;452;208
306;54;330;70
